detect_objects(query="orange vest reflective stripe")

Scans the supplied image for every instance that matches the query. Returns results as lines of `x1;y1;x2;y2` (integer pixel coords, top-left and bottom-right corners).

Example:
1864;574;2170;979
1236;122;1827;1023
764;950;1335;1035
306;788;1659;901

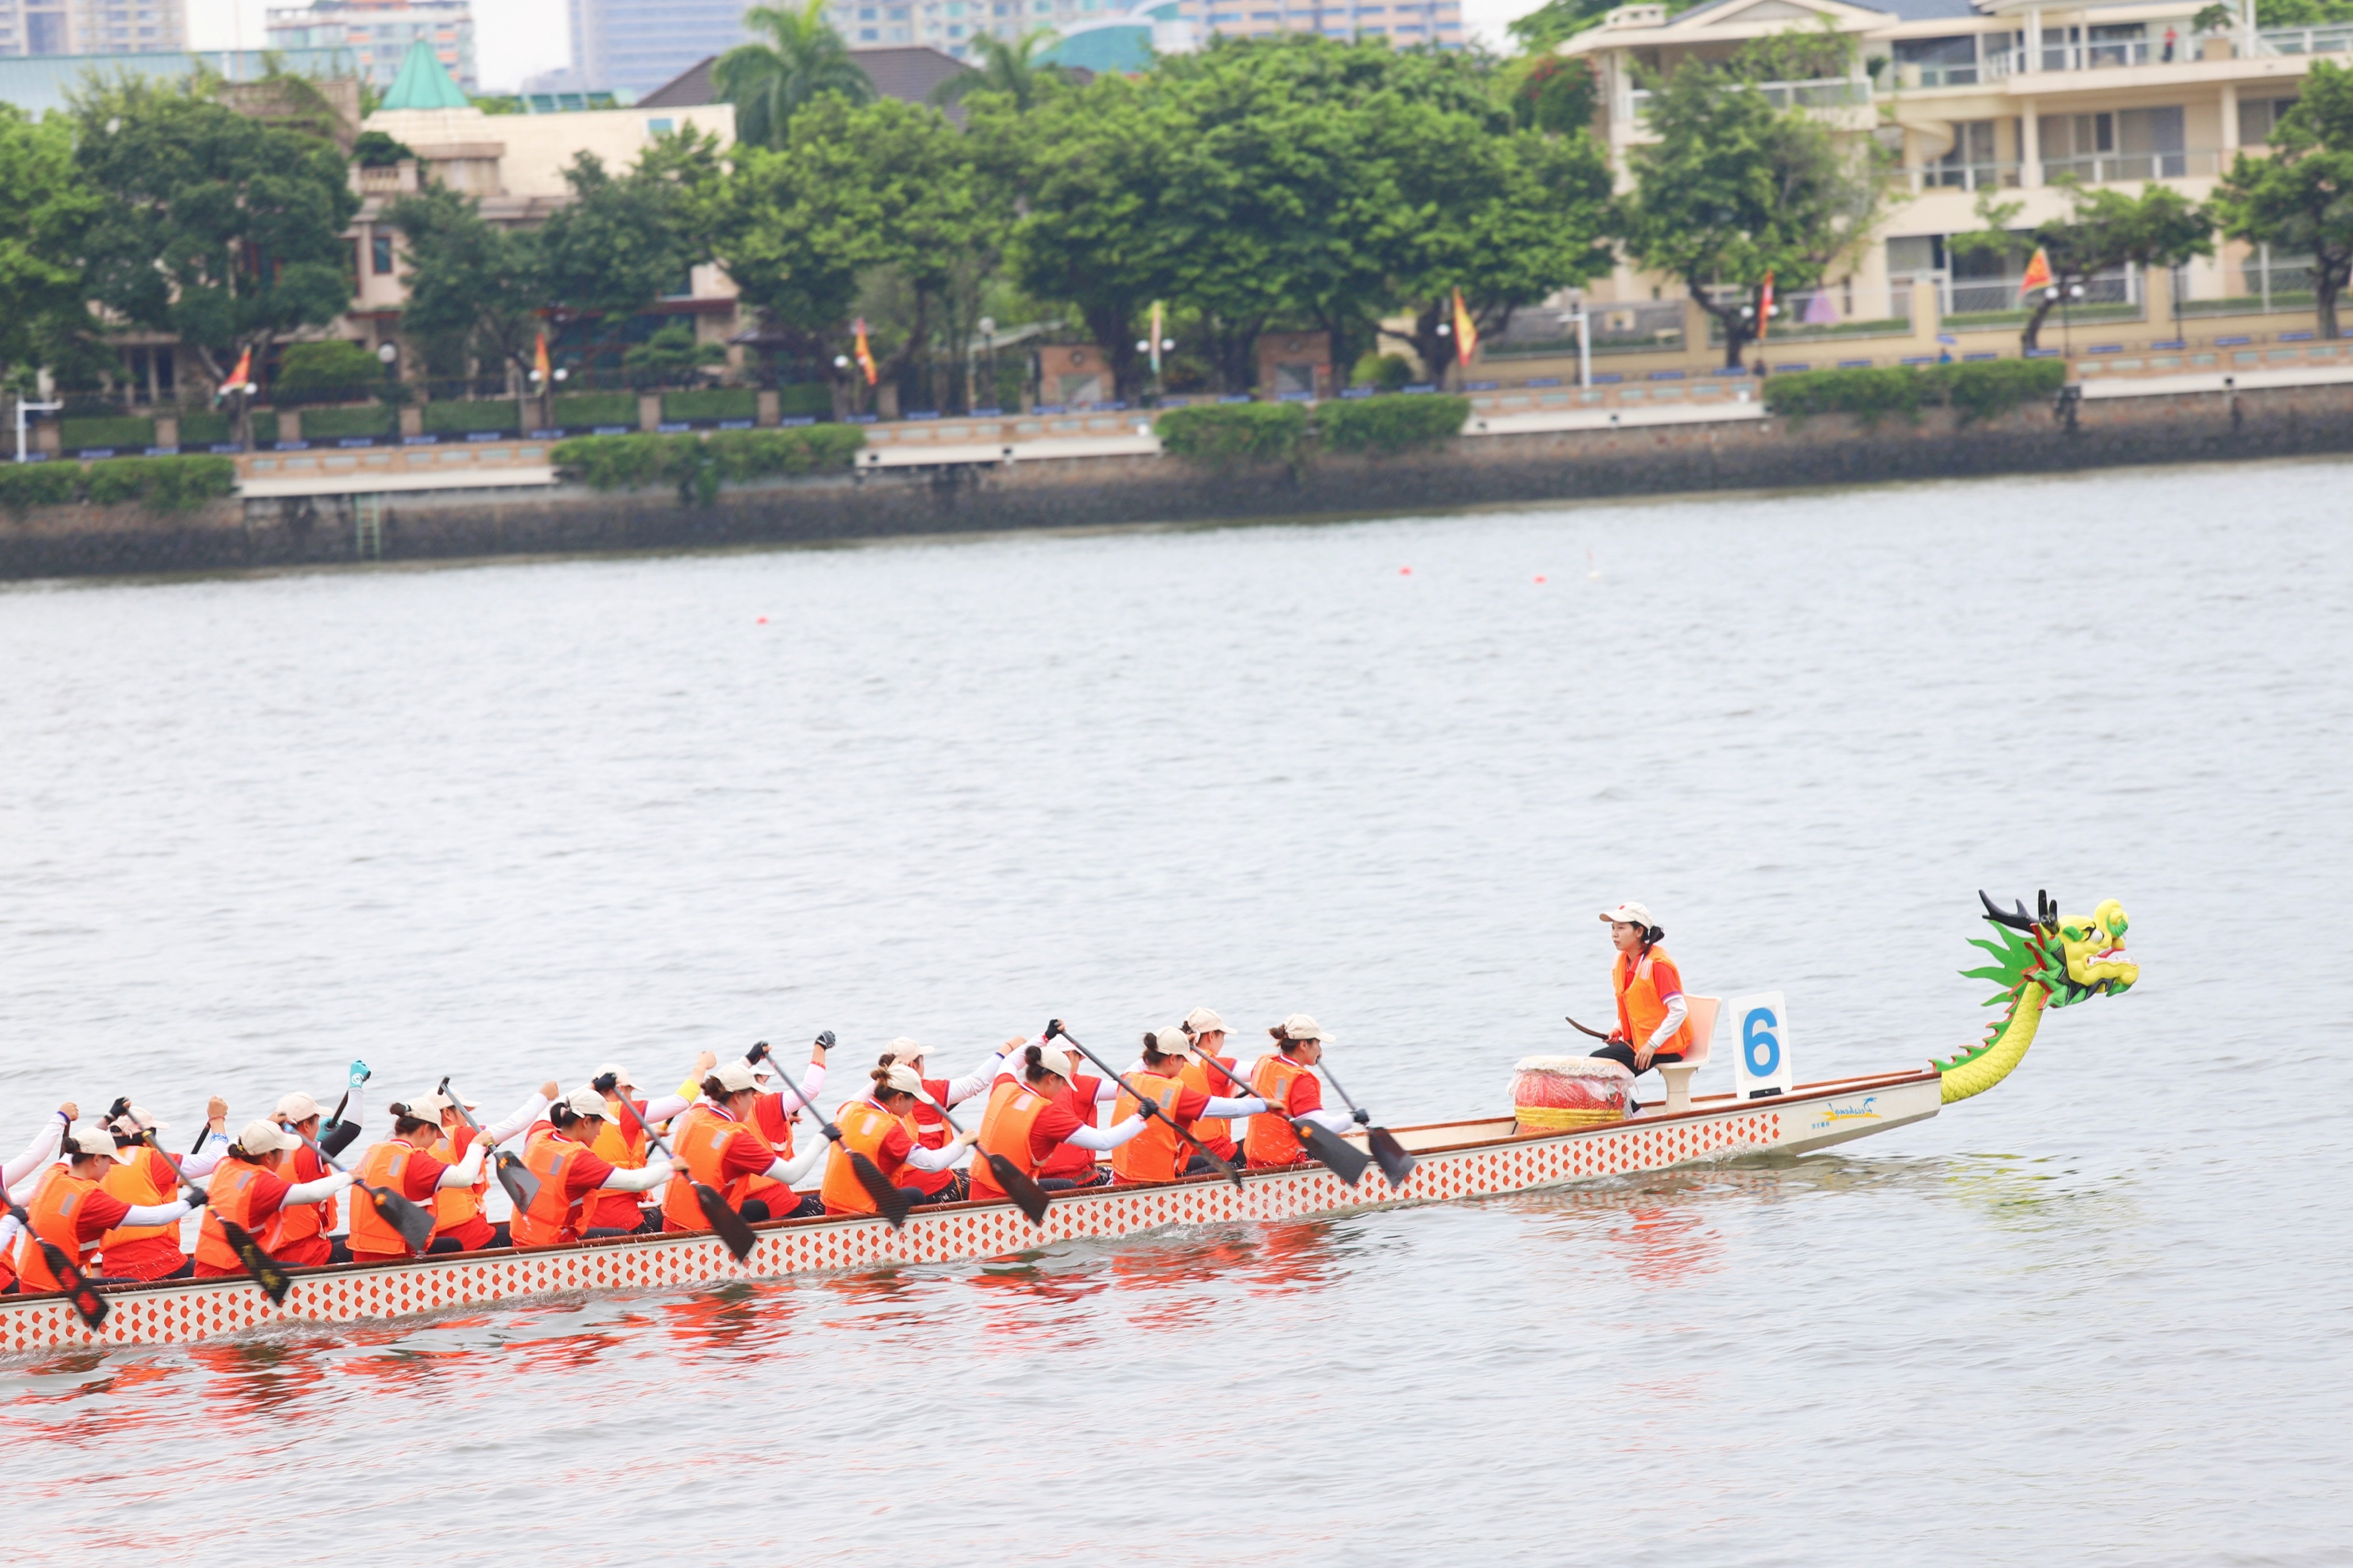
431;1133;485;1231
17;1167;98;1293
664;1108;766;1232
98;1149;176;1251
512;1130;585;1249
1112;1071;1190;1184
272;1144;338;1251
820;1099;909;1215
1246;1055;1310;1167
348;1142;418;1256
1614;947;1694;1057
194;1158;275;1272
973;1080;1053;1199
1177;1055;1239;1149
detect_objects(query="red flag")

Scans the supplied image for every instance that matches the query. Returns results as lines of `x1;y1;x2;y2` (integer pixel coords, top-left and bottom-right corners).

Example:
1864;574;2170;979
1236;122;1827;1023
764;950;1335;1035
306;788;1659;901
853;318;878;387
1757;272;1775;345
1451;288;1480;366
2020;248;2054;295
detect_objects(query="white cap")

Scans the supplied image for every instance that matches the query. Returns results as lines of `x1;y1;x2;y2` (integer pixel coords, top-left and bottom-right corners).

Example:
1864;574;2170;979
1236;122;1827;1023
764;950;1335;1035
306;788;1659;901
108;1104;167;1137
709;1060;759;1096
561;1085;611;1120
1143;1026;1191;1056
884;1037;928;1065
235;1119;301;1156
1272;1013;1326;1044
64;1126;117;1159
595;1062;635;1090
1028;1045;1074;1082
1182;1008;1225;1036
875;1063;925;1097
274;1092;325;1123
1600;902;1656;929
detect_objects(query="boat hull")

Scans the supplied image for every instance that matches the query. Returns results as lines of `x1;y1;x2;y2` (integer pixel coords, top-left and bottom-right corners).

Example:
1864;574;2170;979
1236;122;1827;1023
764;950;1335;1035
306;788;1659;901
0;1067;1939;1352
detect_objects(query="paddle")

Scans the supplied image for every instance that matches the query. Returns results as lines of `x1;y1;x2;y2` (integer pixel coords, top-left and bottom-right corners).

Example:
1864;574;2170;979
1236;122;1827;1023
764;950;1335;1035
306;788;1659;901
141;1132;291;1306
1043;1021;1244;1191
437;1077;541;1215
1179;1038;1371;1187
1564;1016;1615;1041
0;1173;109;1328
321;1059;371;1150
1313;1061;1416;1189
743;1040;915;1230
908;1083;1051;1226
603;1092;761;1262
294;1130;435;1257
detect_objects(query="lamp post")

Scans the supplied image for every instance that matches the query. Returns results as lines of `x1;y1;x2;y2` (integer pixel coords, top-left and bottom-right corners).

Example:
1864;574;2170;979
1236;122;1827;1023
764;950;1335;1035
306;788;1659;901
13;398;62;464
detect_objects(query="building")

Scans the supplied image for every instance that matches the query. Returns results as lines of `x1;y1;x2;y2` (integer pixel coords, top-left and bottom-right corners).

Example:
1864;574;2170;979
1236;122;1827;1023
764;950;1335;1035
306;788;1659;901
570;0;762;97
638;44;971;111
1559;0;2333;335
821;0;1455;55
265;0;476;95
0;0;183;56
0;46;354;114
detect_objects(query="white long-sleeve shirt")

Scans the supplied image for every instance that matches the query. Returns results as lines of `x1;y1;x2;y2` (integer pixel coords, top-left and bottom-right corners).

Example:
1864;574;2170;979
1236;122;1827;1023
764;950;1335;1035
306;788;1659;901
2;1113;67;1191
431;1140;491;1191
480;1093;550;1148
1065;1115;1147;1152
286;1171;356;1206
942;1049;1009;1109
600;1159;674;1194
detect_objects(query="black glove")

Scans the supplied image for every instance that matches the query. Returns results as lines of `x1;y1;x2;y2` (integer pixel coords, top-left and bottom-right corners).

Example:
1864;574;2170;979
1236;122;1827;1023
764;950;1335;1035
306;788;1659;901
591;1072;619;1095
745;1041;772;1066
820;1122;844;1142
813;1030;836;1052
183;1188;210;1210
1352;1109;1371;1126
106;1096;132;1125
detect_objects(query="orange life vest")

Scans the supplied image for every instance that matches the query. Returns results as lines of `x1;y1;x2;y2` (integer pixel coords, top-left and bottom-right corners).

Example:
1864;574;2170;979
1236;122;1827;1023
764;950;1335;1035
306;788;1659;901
664;1107;767;1233
733;1091;799;1212
900;1077;956;1196
17;1165;99;1293
971;1079;1054;1200
820;1098;911;1215
272;1142;338;1256
1613;946;1694;1057
431;1130;486;1233
1112;1070;1191;1184
98;1148;183;1277
1177;1053;1240;1153
194;1157;278;1273
511;1129;588;1249
348;1141;421;1257
1246;1055;1311;1167
584;1098;650;1230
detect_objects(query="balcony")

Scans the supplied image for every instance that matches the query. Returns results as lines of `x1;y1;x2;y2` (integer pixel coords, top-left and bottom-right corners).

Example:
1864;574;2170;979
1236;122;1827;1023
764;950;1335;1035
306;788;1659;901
2041;148;2223;182
2259;24;2353;53
1907;160;2022;192
1625;76;1871;121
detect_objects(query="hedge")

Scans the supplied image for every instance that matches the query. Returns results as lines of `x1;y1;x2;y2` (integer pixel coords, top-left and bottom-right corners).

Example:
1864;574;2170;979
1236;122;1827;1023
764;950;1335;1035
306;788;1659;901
662;388;758;423
422;400;520;435
550;427;866;503
1762;359;2067;426
1154;402;1310;469
1318;394;1470;455
301;405;394;440
59;415;155;451
176;409;232;446
553;392;638;428
249;411;281;446
0;455;236;512
778;383;833;419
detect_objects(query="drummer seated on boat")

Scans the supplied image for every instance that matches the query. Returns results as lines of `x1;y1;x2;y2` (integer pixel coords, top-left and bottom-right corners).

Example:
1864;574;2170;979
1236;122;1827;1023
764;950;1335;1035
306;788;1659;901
345;1093;504;1264
514;1086;677;1249
15;1125;202;1292
1245;1015;1365;1169
1594;902;1693;1110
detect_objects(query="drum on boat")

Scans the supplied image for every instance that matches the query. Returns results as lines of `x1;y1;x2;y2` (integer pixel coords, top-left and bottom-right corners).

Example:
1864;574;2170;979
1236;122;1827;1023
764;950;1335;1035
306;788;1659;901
1509;1055;1632;1132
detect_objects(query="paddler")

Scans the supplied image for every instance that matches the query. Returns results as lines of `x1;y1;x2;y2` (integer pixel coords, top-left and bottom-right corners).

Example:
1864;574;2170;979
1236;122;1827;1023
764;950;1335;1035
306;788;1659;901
16;1125;202;1291
427;1081;557;1251
93;1104;200;1282
819;1064;979;1216
192;1121;359;1278
661;1063;826;1233
269;1092;355;1267
970;1044;1147;1199
875;1036;1021;1203
1244;1015;1365;1169
739;1036;831;1221
1595;902;1691;1109
1110;1028;1267;1185
1176;1009;1247;1167
581;1065;692;1237
0;1104;75;1292
345;1094;500;1263
512;1086;677;1249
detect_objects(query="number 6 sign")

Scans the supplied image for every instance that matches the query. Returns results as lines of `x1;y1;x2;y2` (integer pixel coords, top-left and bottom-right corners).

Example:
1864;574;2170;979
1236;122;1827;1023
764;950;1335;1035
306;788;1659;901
1722;991;1794;1099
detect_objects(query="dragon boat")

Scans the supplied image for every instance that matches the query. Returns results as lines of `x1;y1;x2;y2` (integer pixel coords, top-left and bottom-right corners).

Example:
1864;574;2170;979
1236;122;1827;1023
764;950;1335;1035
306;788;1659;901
0;891;2138;1354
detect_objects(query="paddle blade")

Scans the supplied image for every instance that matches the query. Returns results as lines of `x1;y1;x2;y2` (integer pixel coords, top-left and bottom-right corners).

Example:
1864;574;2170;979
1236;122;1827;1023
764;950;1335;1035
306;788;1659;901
371;1187;437;1255
38;1240;109;1329
985;1153;1051;1226
491;1150;541;1215
219;1219;292;1304
1294;1120;1370;1187
1367;1127;1417;1189
850;1153;912;1230
693;1183;758;1262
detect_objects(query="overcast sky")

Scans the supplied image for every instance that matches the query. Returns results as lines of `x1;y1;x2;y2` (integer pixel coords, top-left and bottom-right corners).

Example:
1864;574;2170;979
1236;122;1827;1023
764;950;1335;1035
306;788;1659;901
188;0;1530;94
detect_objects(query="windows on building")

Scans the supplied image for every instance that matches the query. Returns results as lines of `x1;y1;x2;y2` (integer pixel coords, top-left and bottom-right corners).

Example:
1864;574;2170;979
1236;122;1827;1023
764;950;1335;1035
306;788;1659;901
2241;96;2299;144
372;234;396;274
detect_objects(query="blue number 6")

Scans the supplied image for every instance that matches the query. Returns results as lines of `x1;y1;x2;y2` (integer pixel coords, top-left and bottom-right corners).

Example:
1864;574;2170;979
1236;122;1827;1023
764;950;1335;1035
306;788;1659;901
1742;1008;1780;1076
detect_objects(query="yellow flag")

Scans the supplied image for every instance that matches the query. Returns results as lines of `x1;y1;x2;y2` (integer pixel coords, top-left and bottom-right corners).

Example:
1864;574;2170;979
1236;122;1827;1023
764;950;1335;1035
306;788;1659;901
1451;288;1479;366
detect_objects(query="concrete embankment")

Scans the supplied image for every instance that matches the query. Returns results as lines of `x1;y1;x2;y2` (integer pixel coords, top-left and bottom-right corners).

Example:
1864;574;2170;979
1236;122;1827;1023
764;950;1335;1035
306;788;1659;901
5;373;2350;580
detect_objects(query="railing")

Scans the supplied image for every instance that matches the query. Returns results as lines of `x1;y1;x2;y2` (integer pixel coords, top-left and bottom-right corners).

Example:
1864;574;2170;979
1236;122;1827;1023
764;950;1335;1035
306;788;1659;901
2258;24;2353;54
1702;283;1911;343
2042;148;2221;183
1625;76;1869;121
1907;62;1980;87
1945;268;2138;320
1909;160;2022;192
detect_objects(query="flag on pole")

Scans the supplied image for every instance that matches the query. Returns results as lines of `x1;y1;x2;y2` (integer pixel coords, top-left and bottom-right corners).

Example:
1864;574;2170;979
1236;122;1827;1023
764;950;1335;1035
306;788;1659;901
1757;272;1775;345
215;346;253;404
853;318;878;386
2020;247;2054;295
1451;287;1479;366
1148;300;1164;376
533;330;551;385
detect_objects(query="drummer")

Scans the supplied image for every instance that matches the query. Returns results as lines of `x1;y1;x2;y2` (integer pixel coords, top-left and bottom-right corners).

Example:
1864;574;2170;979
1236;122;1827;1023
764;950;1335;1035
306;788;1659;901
1595;901;1691;1107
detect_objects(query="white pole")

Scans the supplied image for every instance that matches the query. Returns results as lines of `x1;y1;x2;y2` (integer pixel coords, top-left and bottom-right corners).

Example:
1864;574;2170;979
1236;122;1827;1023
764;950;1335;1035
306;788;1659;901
15;399;62;464
1577;307;1591;388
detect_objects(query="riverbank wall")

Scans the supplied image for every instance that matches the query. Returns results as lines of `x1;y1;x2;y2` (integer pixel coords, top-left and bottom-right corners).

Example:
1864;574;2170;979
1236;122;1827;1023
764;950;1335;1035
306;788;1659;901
6;372;2350;580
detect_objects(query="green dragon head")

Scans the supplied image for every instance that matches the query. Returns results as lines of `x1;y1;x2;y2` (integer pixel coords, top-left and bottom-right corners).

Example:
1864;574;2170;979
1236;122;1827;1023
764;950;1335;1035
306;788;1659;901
1973;890;2138;1006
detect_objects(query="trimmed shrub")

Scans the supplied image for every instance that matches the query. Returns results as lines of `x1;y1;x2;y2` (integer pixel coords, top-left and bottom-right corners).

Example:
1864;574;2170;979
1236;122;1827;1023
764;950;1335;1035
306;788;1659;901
553;427;867;500
0;455;236;512
0;462;80;510
1764;358;2067;426
1318;393;1471;455
84;457;155;505
275;341;382;403
1352;352;1416;392
423;400;520;435
301;405;394;440
1935;357;2067;423
176;408;232;446
553;392;638;428
144;455;238;509
662;388;758;423
706;426;866;481
1154;402;1309;469
249;411;281;446
777;383;833;419
59;415;155;451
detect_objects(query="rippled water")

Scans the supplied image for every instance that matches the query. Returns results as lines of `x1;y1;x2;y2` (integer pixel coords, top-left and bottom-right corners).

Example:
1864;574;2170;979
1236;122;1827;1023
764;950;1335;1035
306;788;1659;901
3;461;2349;1563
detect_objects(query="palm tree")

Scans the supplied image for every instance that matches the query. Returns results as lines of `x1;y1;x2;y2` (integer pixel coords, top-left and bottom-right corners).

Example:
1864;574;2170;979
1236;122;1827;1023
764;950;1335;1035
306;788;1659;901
929;28;1066;113
714;0;876;149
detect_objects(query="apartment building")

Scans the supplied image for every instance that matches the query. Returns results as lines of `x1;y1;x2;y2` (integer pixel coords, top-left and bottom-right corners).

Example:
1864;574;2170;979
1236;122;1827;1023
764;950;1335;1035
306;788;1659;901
821;0;1458;56
0;0;183;56
265;0;477;95
1560;0;2333;331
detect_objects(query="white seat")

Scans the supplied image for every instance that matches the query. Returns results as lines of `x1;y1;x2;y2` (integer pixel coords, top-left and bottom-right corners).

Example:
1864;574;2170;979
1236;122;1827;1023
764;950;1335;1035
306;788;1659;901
1654;996;1718;1114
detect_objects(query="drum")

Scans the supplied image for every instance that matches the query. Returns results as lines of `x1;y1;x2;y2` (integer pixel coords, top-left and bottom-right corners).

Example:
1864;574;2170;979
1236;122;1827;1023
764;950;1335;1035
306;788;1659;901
1510;1055;1632;1131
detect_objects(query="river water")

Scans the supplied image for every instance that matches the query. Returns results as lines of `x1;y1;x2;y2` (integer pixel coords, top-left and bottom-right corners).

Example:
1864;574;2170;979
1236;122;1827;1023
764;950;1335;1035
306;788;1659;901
2;461;2348;1563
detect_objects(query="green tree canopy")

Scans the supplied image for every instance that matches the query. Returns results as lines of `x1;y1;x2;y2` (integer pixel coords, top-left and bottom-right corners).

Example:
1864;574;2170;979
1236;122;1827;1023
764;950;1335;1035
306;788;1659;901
0;103;101;393
929;29;1071;113
2216;57;2353;338
1953;182;2213;350
538;132;724;319
714;0;875;150
384;181;547;391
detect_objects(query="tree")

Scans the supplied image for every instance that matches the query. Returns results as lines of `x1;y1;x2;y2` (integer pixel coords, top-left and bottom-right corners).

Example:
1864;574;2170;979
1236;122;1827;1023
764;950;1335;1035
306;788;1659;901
538;133;723;320
930;29;1070;113
2216;58;2353;339
274;339;382;403
74;78;361;444
384;183;546;418
0;103;101;397
713;0;875;150
622;320;725;387
1506;0;1621;51
1620;34;1892;369
1953;183;2213;350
